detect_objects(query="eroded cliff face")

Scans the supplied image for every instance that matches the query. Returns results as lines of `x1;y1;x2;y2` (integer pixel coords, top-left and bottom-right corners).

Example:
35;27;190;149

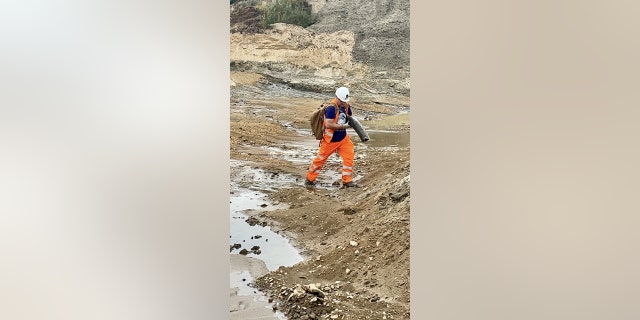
306;0;410;74
230;0;410;96
230;24;367;75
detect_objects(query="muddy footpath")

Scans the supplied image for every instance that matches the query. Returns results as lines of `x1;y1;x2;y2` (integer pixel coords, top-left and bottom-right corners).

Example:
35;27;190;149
229;72;410;320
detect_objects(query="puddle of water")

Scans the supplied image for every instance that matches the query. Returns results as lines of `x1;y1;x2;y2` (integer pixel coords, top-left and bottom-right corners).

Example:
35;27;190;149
230;270;288;319
262;145;318;165
363;130;410;148
229;167;303;271
260;141;368;189
231;270;288;319
287;127;320;142
232;164;300;193
230;205;303;271
230;270;258;296
230;163;305;320
365;112;410;129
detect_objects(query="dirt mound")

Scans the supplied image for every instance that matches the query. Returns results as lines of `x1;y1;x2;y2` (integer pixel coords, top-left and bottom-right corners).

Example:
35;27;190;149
253;153;410;319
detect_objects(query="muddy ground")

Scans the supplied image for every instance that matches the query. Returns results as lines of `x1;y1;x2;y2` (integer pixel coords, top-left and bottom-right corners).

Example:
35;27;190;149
230;72;410;319
230;1;410;318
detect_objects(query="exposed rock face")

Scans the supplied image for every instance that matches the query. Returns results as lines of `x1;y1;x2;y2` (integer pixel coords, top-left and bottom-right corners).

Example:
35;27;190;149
307;0;410;74
230;23;367;76
230;0;410;95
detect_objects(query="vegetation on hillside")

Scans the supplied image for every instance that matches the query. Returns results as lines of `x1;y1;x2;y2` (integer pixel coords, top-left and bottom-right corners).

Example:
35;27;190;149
261;0;316;28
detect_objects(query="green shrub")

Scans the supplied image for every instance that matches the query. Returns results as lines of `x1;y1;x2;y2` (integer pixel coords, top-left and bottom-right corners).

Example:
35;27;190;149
262;0;316;28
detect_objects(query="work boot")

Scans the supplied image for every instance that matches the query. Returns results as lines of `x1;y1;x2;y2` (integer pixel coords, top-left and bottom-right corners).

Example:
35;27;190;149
341;181;359;189
304;179;316;190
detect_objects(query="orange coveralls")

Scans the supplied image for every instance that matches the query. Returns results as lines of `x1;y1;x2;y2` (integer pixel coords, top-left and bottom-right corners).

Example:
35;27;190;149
306;99;354;184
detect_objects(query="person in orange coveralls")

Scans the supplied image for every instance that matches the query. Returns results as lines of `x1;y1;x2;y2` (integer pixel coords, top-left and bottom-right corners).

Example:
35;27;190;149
305;86;359;189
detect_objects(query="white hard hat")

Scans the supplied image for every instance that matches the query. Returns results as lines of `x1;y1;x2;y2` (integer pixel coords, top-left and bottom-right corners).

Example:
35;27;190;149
335;86;350;102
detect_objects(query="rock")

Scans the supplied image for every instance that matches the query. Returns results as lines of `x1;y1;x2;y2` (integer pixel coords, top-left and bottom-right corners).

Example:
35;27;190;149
350;241;358;247
342;207;356;215
287;284;306;301
245;217;260;226
304;283;326;297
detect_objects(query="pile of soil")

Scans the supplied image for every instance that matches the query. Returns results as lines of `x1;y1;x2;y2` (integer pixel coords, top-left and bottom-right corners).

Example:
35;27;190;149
253;155;410;320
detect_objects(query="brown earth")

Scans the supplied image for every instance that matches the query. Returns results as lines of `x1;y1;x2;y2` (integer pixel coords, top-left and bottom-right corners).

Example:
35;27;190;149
230;1;410;319
230;72;410;319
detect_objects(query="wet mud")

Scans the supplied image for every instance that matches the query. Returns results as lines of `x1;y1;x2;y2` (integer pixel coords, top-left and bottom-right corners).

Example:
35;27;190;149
230;78;410;319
